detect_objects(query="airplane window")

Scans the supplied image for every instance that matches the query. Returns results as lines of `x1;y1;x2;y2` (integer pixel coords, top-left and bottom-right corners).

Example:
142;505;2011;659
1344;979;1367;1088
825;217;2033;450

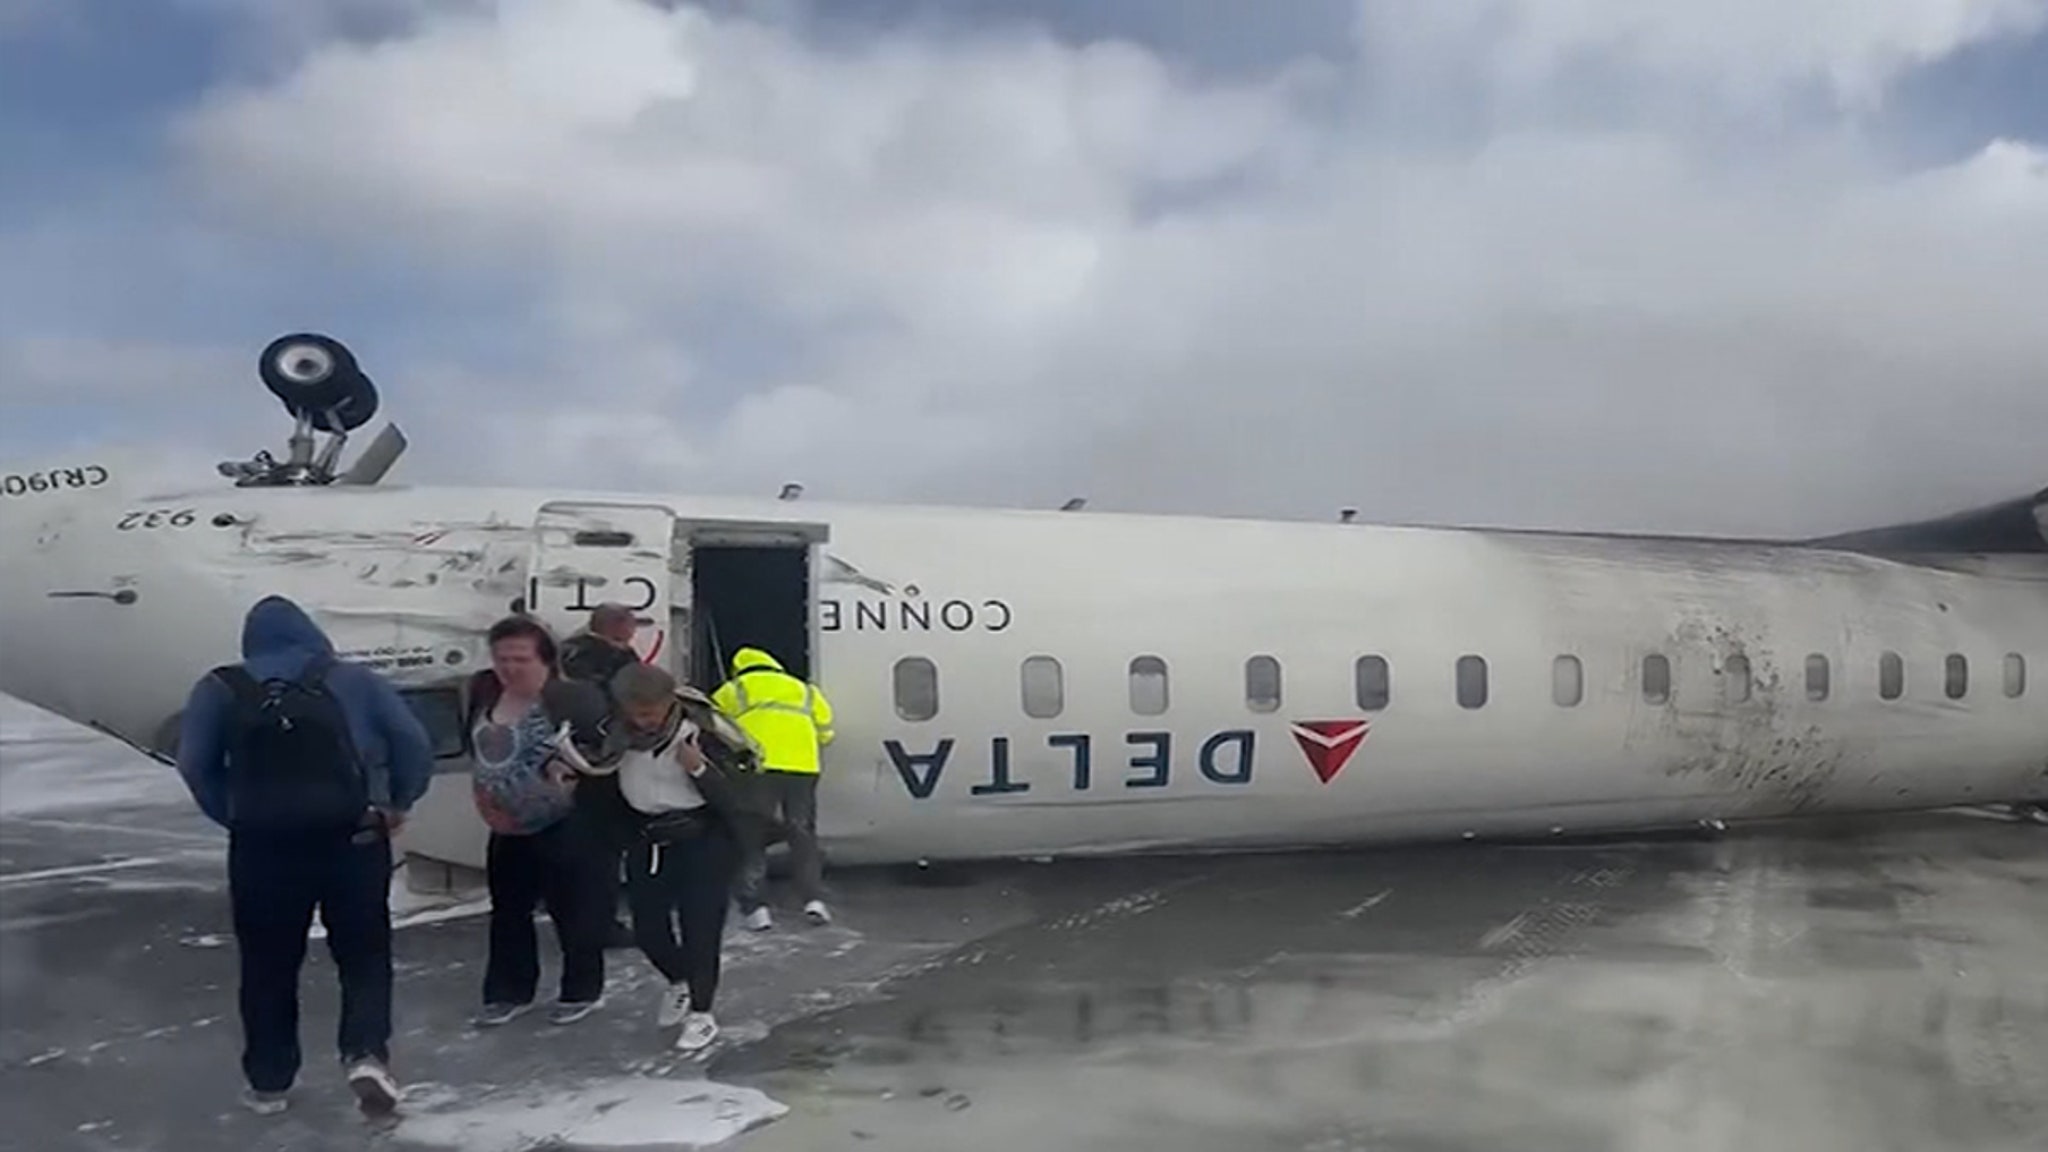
1021;655;1063;719
893;657;939;721
400;687;466;761
1456;655;1488;709
1945;654;1968;700
1552;655;1583;707
1878;652;1904;701
2006;653;2027;698
1723;655;1752;704
1129;656;1170;716
1642;654;1671;705
1245;655;1282;713
1354;655;1391;711
1805;654;1830;702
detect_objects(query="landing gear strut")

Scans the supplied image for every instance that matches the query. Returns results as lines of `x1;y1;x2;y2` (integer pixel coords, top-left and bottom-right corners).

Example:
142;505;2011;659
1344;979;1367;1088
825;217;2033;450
217;333;404;487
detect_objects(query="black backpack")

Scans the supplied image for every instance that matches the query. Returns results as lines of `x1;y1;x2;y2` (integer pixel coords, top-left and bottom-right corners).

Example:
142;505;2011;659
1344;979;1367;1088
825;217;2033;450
214;656;370;832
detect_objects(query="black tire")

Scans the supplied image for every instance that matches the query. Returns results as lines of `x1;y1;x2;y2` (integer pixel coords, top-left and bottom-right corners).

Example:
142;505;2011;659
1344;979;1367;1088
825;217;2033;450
260;333;356;411
259;333;381;431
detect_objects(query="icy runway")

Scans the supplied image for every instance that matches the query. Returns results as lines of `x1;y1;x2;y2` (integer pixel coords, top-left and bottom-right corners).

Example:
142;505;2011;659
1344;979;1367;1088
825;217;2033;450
4;696;2048;1152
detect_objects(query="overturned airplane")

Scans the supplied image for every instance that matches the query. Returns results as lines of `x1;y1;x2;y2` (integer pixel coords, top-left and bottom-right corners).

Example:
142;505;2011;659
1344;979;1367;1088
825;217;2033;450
2;335;2043;885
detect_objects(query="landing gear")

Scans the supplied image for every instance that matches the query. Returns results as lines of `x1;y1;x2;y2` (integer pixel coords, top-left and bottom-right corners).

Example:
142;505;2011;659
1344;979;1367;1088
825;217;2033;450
217;332;405;487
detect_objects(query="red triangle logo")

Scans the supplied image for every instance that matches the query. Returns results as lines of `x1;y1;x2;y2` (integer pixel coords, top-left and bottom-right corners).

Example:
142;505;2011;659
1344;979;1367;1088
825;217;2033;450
1290;719;1370;784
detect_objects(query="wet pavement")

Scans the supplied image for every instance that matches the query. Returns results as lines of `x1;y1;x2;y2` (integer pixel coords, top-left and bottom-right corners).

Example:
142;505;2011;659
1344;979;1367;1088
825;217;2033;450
725;823;2048;1152
5;701;2048;1152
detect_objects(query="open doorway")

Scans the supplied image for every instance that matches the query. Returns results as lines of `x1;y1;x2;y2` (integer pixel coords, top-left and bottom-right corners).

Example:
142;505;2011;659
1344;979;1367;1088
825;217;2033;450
688;543;812;690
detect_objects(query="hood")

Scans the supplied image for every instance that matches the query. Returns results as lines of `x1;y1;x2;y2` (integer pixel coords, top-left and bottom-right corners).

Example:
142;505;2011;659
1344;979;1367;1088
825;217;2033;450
730;646;783;675
239;596;336;676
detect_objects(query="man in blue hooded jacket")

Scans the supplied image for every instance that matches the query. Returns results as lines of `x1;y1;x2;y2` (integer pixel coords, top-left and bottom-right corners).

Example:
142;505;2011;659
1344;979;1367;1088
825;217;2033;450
175;595;434;1117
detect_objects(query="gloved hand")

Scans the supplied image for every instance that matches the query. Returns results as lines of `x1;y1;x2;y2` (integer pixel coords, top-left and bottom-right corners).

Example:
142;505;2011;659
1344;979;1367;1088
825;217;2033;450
540;678;617;775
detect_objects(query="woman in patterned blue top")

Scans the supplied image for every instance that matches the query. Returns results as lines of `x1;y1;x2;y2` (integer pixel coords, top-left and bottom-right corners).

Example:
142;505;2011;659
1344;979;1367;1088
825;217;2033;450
463;614;614;1027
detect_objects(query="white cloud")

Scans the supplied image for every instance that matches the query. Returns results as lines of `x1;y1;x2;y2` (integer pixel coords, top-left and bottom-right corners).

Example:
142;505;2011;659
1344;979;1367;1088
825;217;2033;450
1355;0;2048;111
0;335;246;403
22;0;2048;535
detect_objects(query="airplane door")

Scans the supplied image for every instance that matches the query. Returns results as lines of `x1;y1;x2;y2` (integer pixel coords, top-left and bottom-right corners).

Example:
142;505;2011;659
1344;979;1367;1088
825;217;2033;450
525;501;680;668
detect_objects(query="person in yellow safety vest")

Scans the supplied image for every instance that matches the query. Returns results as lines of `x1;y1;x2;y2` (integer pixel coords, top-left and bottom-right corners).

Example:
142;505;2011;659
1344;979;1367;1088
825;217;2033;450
709;646;835;930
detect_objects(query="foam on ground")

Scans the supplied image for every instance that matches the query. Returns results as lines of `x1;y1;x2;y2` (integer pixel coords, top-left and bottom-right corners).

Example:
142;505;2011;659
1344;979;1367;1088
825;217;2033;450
0;697;189;818
393;1075;788;1150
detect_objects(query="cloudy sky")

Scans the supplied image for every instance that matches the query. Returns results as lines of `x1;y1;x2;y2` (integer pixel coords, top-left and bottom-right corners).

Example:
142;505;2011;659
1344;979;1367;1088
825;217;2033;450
3;0;2045;535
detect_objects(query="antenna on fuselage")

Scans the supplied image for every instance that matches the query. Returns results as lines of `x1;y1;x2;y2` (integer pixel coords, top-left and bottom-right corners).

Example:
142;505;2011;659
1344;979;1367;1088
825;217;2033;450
778;482;804;501
216;333;408;488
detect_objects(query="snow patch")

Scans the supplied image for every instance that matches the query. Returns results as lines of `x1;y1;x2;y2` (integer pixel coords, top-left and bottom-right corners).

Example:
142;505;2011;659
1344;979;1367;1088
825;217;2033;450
394;1076;787;1151
1337;889;1392;919
0;857;167;887
0;696;91;743
313;893;493;940
0;697;188;817
177;874;492;948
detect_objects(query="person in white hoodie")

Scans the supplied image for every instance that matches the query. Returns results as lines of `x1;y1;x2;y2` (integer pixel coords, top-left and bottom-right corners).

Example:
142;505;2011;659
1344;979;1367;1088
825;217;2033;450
576;661;763;1052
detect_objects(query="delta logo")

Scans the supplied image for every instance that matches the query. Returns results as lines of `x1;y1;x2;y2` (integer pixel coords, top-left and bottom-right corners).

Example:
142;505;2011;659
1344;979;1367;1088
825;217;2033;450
1288;719;1372;784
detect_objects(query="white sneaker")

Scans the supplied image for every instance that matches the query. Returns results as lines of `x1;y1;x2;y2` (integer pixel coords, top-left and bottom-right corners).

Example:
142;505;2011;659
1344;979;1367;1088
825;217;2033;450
549;998;603;1026
472;1001;532;1027
657;981;691;1028
242;1088;289;1115
345;1058;401;1116
803;899;831;925
743;906;772;931
676;1011;719;1052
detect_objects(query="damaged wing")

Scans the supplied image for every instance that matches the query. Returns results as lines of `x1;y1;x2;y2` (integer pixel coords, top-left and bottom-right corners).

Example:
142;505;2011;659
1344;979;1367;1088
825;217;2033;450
1806;485;2048;556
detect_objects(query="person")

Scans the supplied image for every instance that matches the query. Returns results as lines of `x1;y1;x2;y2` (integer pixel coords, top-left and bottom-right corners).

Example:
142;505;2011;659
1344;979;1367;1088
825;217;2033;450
464;614;614;1027
560;661;760;1051
172;595;433;1117
557;602;643;950
559;602;641;688
710;646;835;930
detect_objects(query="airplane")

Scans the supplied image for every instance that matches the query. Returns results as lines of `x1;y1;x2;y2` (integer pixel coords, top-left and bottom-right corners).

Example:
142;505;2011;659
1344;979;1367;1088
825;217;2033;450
2;334;2044;892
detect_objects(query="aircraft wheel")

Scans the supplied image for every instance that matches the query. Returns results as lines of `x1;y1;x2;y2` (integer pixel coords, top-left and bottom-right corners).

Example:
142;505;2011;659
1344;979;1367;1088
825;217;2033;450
258;333;381;431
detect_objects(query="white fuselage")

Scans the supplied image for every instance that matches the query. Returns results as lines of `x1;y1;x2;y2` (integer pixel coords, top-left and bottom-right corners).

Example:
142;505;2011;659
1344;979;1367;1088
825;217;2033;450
3;460;2045;870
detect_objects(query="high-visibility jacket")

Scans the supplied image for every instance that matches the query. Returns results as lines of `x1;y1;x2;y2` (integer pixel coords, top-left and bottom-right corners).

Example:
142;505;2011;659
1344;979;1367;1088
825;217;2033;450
709;647;833;775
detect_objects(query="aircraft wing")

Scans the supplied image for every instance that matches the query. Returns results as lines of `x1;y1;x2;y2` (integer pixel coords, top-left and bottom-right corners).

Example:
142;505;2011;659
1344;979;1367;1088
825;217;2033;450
1805;484;2048;555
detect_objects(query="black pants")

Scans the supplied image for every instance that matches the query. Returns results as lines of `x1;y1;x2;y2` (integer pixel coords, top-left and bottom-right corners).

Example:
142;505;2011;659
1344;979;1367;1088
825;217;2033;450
624;820;736;1012
228;827;393;1094
734;771;822;912
573;774;634;934
483;818;610;1007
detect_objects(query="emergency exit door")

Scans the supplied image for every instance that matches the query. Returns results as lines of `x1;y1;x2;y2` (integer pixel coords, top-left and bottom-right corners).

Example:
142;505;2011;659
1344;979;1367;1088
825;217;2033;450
526;501;680;670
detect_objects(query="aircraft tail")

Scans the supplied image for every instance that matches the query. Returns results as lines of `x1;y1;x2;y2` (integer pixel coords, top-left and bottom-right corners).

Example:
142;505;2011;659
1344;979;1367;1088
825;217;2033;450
1806;485;2048;555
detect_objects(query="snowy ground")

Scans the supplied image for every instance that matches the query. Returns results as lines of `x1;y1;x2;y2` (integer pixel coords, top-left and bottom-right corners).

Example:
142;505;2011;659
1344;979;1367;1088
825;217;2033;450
0;695;1005;1152
5;693;2048;1152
